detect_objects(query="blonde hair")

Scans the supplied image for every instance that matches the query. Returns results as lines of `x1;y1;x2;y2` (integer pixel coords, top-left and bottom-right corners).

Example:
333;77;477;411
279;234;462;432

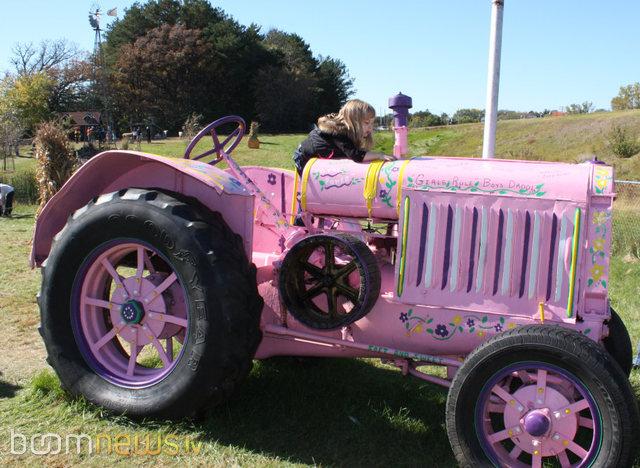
317;99;375;151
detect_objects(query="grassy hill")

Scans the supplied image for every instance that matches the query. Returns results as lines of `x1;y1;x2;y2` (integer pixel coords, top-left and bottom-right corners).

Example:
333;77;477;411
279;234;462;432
374;109;640;180
2;109;640;204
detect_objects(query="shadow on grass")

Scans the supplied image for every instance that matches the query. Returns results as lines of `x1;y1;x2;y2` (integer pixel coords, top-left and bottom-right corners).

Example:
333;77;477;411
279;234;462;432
1;214;33;220
0;372;22;398
198;358;454;467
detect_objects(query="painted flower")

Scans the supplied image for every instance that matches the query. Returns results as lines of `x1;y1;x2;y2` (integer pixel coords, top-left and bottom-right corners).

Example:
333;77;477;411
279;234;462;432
267;173;277;185
379;189;388;198
592;211;608;226
453;315;462;326
590;264;605;282
392;166;400;172
494;323;503;332
399;312;409;323
435;324;449;337
466;318;475;328
596;178;608;191
592;238;605;252
507;323;516;329
477;330;486;338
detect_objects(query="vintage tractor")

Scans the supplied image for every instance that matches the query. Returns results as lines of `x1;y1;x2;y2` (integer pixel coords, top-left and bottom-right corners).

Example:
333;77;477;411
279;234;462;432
32;116;639;466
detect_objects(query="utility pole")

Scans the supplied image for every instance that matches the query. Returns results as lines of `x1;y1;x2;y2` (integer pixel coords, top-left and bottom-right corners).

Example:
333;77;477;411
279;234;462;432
482;0;504;159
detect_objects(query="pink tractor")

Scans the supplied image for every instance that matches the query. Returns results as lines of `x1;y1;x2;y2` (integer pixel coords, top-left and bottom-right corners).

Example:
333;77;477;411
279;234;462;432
32;115;638;466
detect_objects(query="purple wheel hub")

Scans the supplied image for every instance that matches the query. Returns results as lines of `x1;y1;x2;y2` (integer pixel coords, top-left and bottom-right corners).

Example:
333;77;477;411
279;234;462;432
72;241;188;388
475;362;601;467
523;410;550;437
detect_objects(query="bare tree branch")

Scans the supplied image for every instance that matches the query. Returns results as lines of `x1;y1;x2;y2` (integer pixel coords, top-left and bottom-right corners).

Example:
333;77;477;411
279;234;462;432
11;39;79;76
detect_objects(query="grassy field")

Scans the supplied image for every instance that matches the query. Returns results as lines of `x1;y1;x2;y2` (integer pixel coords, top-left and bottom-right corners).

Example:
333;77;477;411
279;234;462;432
0;111;640;465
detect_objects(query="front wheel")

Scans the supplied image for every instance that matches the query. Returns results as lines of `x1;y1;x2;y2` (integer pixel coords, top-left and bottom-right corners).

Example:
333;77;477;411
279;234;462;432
39;189;262;419
446;325;639;467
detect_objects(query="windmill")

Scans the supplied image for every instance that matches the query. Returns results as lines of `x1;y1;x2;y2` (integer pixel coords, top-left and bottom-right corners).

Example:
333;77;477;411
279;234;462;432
88;4;117;145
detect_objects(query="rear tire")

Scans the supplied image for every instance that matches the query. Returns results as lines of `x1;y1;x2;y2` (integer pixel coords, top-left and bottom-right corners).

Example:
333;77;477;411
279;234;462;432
446;325;639;467
39;189;262;419
603;307;633;377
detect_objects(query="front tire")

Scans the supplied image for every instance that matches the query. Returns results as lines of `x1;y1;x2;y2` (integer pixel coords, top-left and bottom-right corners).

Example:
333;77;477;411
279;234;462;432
39;189;262;419
446;325;639;467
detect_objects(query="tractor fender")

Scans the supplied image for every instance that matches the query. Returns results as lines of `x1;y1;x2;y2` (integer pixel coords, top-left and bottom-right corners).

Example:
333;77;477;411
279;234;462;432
31;150;254;267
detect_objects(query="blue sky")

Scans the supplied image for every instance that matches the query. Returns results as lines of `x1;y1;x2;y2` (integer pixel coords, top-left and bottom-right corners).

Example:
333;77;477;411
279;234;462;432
1;0;638;115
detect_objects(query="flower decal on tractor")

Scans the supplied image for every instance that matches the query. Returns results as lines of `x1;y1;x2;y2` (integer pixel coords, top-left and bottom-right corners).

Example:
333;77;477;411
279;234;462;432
399;309;515;341
267;173;277;185
588;208;610;288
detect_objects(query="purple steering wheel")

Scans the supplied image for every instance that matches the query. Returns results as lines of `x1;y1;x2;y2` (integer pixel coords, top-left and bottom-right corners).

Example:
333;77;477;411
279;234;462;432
184;115;245;163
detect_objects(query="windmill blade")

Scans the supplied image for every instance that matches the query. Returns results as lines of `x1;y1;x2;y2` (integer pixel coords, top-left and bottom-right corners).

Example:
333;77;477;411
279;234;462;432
107;7;117;16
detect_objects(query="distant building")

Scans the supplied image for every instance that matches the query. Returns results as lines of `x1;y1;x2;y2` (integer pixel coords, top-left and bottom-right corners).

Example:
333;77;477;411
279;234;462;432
60;111;102;141
550;111;566;117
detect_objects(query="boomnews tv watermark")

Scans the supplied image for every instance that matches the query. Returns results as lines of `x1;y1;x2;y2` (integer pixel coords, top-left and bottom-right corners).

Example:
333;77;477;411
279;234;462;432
7;429;203;456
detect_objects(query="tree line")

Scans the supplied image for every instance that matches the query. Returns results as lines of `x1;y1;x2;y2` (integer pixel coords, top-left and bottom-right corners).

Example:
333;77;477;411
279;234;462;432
0;0;353;137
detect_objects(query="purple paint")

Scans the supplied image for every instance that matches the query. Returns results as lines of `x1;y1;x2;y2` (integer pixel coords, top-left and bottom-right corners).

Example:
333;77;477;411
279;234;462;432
545;214;559;301
492;209;505;295
441;206;454;290
466;207;479;293
416;203;429;287
519;211;531;298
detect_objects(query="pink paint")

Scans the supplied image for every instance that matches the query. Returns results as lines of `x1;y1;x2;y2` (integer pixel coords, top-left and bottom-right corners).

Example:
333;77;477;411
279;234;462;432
31;121;617;389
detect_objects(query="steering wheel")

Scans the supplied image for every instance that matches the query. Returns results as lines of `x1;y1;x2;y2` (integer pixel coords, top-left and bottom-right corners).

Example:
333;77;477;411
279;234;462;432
184;115;245;163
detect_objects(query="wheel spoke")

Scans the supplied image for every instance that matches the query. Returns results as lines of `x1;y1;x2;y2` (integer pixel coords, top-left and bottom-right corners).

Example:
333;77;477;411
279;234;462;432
531;452;542;468
193;147;219;161
220;128;240;149
535;368;547;405
302;261;323;279
142;325;172;367
210;128;221;151
491;385;525;412
127;328;138;376
324;243;335;271
143;250;156;274
83;297;115;310
516;370;532;384
578;416;594;429
509;446;522;460
326;289;338;317
135;246;145;278
335;261;357;279
166;338;173;359
336;282;359;303
143;273;177;305
147;311;188;328
487;402;505;413
93;326;120;351
302;283;325;300
557;450;571;468
101;257;126;291
555;399;590;419
564;438;588;460
487;425;520;444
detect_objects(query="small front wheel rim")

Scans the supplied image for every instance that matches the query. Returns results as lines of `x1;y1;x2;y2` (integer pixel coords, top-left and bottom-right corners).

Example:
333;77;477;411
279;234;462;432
475;362;602;467
72;240;189;388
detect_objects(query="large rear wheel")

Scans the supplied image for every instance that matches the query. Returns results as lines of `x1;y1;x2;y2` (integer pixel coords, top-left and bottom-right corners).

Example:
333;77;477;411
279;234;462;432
39;189;262;419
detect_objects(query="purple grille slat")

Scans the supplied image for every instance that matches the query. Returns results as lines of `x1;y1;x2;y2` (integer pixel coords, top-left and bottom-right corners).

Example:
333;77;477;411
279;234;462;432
466;207;479;293
545;213;559;301
518;211;532;298
492;209;505;296
441;206;454;290
416;203;429;287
